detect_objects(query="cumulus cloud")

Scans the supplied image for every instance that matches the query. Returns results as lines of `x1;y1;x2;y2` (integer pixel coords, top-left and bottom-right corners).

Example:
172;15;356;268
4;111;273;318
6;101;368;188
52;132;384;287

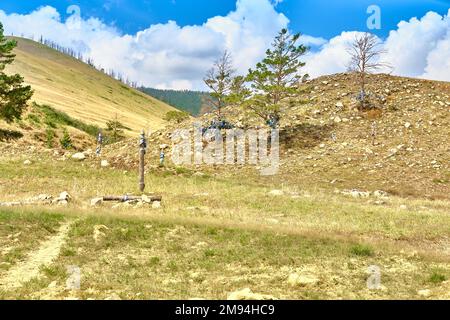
304;31;361;78
0;0;304;89
0;3;448;89
305;9;450;81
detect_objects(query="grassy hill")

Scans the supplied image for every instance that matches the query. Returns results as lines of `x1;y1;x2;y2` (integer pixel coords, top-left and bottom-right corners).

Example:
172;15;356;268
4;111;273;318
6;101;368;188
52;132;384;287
139;87;209;116
5;37;177;134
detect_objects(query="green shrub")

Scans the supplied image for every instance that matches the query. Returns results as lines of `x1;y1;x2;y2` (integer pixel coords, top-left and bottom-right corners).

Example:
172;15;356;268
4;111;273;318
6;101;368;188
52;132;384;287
350;244;374;257
45;128;55;148
26;113;41;125
428;270;447;284
34;103;100;137
105;119;129;144
59;129;72;149
164;111;190;124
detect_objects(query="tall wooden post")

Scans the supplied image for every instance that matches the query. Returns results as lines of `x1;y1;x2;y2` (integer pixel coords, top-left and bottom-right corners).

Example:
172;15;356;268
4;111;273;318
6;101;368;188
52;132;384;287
139;130;147;193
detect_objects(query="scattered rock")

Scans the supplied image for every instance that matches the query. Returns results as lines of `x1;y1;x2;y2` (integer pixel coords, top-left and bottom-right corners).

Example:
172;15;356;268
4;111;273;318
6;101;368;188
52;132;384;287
227;288;276;300
334;116;342;123
90;197;103;207
23;160;32;165
418;289;432;297
93;225;109;243
71;153;86;161
269;190;284;196
58;191;71;202
58;200;69;206
152;201;162;209
104;293;122;300
193;172;205;177
141;195;153;204
287;273;320;287
38;194;53;201
101;160;109;168
342;189;371;198
335;102;344;109
404;122;412;129
374;190;389;199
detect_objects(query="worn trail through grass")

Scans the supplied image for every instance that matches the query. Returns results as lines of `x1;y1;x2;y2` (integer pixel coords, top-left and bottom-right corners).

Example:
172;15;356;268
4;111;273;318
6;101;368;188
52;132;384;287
0;221;74;290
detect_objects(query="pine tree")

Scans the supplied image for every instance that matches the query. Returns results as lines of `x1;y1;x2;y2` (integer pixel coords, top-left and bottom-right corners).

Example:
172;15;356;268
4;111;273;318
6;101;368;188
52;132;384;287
0;22;33;123
247;29;309;128
225;75;251;107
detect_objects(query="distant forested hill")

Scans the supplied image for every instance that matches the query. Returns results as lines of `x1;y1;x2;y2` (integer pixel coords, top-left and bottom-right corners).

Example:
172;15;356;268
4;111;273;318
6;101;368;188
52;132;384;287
139;87;210;116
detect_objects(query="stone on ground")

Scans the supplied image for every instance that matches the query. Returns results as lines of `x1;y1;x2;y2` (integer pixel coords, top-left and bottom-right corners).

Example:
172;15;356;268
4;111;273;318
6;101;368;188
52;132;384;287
93;225;109;243
152;201;162;209
418;289;432;297
269;190;284;196
71;153;86;161
287;273;320;287
227;288;276;300
101;160;109;168
91;197;103;207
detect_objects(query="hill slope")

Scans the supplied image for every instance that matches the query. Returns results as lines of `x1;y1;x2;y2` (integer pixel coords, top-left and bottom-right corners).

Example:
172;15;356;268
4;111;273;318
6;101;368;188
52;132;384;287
102;73;450;200
139;87;209;116
5;37;177;134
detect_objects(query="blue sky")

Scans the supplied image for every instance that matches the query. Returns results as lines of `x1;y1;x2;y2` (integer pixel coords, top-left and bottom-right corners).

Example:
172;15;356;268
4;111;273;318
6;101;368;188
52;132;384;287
0;0;449;89
1;0;448;39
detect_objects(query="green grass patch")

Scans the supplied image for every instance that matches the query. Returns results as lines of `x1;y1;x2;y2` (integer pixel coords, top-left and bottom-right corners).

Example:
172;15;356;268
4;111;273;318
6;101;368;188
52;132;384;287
428;270;448;284
350;244;375;257
33;103;100;137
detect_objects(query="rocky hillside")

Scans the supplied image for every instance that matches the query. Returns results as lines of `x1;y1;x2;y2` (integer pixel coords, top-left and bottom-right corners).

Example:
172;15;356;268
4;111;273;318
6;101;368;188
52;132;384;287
97;73;449;200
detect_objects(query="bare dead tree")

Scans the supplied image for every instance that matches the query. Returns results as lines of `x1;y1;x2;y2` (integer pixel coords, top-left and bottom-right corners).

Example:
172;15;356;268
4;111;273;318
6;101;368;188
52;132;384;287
347;33;390;110
203;50;235;118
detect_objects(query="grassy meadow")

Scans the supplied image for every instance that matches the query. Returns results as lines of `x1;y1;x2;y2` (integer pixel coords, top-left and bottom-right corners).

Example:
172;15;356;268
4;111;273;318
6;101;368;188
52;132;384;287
0;155;449;300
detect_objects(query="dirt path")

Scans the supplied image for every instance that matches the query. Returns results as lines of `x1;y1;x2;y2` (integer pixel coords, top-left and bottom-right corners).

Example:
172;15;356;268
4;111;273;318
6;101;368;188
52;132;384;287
0;221;73;290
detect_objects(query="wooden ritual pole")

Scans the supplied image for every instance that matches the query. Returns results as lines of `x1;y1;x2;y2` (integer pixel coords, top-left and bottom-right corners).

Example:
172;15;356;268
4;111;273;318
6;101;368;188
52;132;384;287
139;130;147;193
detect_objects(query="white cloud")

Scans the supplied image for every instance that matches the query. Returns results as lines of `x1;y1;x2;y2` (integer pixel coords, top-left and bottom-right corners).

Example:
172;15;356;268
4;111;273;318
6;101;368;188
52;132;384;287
0;0;307;90
304;31;362;78
1;4;448;89
304;9;450;81
384;10;450;79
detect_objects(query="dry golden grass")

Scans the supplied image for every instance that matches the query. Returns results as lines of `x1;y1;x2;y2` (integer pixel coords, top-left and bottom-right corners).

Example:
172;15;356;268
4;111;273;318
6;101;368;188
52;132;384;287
5;37;178;134
0;154;449;300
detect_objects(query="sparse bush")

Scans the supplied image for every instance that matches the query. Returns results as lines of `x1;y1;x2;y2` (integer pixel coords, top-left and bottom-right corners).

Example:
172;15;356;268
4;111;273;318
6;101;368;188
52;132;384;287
45;128;55;148
350;244;374;257
428;270;447;284
148;257;160;267
105;117;128;143
26;113;41;125
59;129;72;149
34;103;100;137
164;110;190;124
